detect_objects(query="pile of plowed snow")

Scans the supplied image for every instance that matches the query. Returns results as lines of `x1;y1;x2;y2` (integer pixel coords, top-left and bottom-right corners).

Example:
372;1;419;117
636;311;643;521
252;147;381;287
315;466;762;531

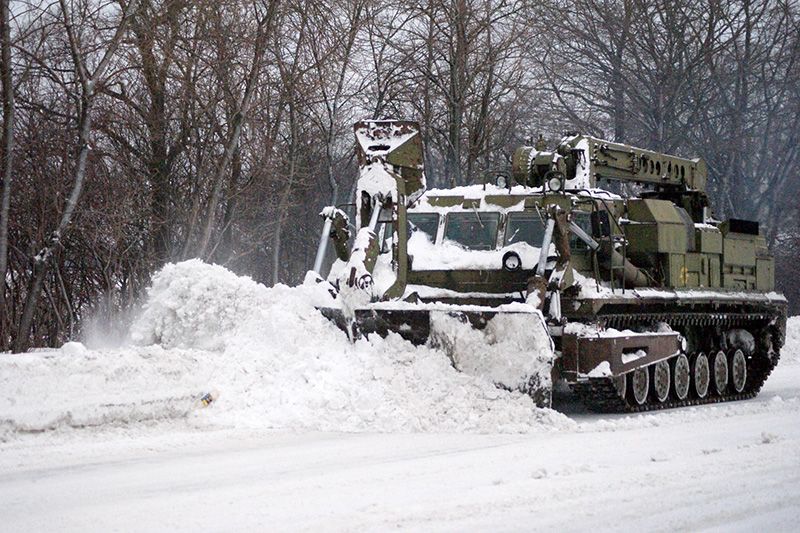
1;260;571;439
783;315;800;364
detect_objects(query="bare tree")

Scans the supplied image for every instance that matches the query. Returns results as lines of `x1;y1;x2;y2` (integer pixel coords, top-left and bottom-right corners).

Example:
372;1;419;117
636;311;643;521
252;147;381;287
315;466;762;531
359;0;415;119
116;0;198;265
537;0;716;150
698;0;800;231
396;0;533;186
310;0;368;208
0;0;14;318
536;0;799;234
14;0;139;353
195;0;281;259
268;0;312;285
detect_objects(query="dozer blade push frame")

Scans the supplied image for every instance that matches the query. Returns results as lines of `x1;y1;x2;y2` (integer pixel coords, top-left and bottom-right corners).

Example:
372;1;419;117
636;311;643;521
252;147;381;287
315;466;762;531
318;305;538;346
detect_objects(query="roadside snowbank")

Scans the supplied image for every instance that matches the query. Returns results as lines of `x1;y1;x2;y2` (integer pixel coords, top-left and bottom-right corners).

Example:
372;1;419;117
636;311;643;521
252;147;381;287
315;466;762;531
3;261;797;441
783;316;800;364
1;260;570;439
0;344;208;438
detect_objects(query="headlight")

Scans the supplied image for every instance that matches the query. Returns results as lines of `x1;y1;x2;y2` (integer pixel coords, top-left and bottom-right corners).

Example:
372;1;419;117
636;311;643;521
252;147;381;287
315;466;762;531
502;251;522;272
547;173;563;192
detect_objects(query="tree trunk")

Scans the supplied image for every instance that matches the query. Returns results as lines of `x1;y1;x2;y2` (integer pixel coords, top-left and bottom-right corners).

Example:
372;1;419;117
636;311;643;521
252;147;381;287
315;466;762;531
272;101;298;286
0;0;14;332
196;1;279;259
15;93;95;352
14;0;138;352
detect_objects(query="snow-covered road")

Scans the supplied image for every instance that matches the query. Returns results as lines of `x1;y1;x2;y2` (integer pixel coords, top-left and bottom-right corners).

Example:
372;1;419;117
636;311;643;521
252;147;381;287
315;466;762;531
3;360;798;532
2;262;798;531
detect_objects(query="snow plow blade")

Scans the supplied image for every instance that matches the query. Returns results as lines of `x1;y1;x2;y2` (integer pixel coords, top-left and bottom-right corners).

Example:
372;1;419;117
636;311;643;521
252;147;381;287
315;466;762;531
318;305;556;408
318;306;490;345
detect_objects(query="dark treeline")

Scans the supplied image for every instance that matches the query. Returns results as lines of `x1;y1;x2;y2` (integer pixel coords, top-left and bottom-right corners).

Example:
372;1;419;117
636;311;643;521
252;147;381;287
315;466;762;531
1;0;798;351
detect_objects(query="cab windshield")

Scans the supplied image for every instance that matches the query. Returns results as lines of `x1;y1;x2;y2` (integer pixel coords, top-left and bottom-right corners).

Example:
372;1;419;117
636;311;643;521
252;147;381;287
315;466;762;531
505;212;546;247
381;212;439;253
407;213;439;241
444;212;499;250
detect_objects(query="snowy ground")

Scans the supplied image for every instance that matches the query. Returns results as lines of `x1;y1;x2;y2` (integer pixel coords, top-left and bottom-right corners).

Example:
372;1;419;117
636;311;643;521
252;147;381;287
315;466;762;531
2;261;799;531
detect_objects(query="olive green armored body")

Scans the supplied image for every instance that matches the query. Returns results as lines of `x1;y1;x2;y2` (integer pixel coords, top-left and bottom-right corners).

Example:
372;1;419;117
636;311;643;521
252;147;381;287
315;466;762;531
316;120;787;412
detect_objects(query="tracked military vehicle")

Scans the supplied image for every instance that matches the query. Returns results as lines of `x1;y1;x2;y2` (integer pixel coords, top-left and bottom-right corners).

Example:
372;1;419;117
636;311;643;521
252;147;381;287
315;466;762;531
314;120;787;412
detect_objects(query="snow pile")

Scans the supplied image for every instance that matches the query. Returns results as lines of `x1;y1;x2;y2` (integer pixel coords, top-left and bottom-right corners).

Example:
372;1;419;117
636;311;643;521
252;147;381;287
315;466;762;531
131;260;288;350
429;309;554;404
4;260;795;440
1;260;571;438
782;316;800;364
0;343;209;438
212;328;566;433
150;261;568;433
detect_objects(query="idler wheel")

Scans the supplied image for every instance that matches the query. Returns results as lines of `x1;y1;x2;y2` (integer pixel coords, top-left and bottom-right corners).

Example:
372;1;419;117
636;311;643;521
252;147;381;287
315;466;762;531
652;360;670;403
693;352;710;399
629;367;650;406
672;354;690;401
730;349;747;393
713;350;729;395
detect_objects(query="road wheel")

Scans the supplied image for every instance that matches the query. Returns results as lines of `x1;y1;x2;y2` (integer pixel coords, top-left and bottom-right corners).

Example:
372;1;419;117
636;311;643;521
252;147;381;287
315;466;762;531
712;350;728;395
629;367;649;406
612;374;627;399
693;352;710;399
672;353;690;401
652;360;670;403
730;349;747;393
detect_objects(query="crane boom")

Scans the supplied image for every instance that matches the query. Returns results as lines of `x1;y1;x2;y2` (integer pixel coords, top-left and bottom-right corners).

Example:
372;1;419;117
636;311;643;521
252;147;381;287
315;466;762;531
512;135;707;193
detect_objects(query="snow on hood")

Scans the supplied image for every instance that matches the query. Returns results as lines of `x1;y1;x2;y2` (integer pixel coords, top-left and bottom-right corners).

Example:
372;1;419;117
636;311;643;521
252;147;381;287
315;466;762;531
408;231;547;271
1;260;572;438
